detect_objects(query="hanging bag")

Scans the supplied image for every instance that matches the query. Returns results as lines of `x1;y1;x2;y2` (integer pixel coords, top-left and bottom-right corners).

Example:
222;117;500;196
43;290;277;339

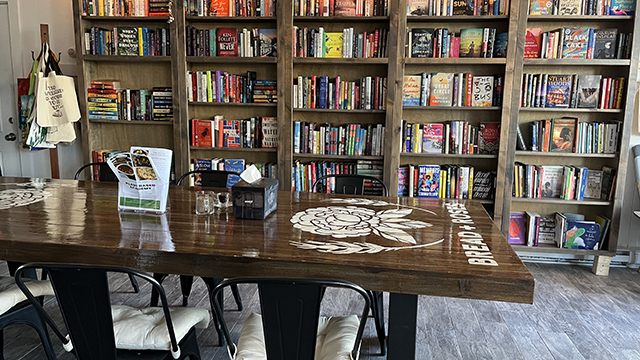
25;44;55;149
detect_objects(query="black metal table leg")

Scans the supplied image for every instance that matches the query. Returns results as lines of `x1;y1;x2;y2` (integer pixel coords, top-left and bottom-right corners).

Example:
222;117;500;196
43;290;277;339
387;293;417;360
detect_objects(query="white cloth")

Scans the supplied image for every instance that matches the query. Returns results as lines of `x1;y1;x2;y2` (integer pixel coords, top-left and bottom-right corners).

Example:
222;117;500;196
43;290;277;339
111;305;210;351
234;313;359;360
0;276;54;315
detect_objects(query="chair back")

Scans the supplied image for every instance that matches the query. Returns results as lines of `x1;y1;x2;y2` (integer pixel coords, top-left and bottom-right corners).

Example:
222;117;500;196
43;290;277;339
313;174;389;196
176;170;238;187
15;264;181;360
211;278;370;360
74;162;117;182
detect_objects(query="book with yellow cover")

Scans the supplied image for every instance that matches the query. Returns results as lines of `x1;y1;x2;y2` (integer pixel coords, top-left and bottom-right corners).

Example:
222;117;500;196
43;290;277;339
323;33;343;58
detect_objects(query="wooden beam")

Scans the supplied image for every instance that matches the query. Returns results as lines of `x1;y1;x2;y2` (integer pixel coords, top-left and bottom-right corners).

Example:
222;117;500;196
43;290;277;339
40;24;60;179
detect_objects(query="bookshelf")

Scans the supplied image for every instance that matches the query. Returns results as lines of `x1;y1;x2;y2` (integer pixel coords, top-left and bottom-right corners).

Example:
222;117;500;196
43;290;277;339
73;0;639;272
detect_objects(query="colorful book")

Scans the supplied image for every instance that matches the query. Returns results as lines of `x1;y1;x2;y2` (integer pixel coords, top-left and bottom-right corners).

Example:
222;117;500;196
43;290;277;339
564;221;601;250
453;0;474;15
117;27;139;56
529;0;553;14
551;118;577;152
576;75;602;108
493;32;508;58
459;29;483;58
411;28;435;58
324;32;343;58
217;28;238;56
209;0;230;16
558;0;583;15
334;0;357;16
611;0;636;15
594;29;618;59
479;122;500;154
259;29;277;57
403;75;422;106
224;159;245;187
594;215;611;247
423;123;444;153
524;28;543;59
509;212;527;245
417;165;440;198
429;73;453;106
471;76;494;107
545;75;572;108
561;27;590;59
398;167;409;196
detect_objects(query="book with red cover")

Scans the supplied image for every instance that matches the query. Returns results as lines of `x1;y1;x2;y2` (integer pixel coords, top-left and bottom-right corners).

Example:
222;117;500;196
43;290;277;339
524;28;543;59
209;0;230;16
217;28;238;57
192;119;213;147
334;0;357;16
479;122;500;154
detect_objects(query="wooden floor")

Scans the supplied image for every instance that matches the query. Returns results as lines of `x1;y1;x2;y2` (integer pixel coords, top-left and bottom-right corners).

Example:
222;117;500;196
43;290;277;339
4;262;640;359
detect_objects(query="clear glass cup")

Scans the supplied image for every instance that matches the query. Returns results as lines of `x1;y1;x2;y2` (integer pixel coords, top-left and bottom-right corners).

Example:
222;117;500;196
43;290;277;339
217;191;231;208
195;191;213;215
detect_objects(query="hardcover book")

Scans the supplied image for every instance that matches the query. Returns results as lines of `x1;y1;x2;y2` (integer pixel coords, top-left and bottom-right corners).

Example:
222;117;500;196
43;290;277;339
584;170;603;199
216;28;238;57
429;73;453;107
471;76;494;107
529;0;553;14
479;122;500;154
417;165;440;198
411;28;435;58
493;32;508;58
261;117;278;148
407;0;430;15
545;75;572;108
576;75;602;108
558;0;583;15
398;167;409;196
539;166;564;198
259;29;277;57
334;0;357;16
209;0;230;16
611;0;636;15
192;119;212;147
564;221;601;250
524;28;543;59
452;0;474;15
561;27;590;59
423;123;444;153
538;216;557;244
459;29;483;58
594;29;618;59
402;75;422;106
223;159;245;187
509;212;527;245
551;118;577;152
117;27;139;56
324;33;343;58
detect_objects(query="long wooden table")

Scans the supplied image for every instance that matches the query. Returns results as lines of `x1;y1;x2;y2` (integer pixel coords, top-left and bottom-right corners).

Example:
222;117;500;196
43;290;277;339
0;177;534;359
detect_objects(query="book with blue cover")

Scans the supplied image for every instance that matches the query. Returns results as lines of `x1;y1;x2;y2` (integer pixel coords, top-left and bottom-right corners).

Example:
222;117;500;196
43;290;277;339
318;76;328;109
564;221;601;250
611;0;636;15
545;75;572;108
493;32;508;58
224;159;245;187
417;165;440;198
398;167;409;197
561;27;590;59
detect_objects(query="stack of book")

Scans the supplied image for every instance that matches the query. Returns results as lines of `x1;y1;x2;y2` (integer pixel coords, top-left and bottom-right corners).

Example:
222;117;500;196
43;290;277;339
407;0;509;16
187;71;277;103
293;28;388;58
149;0;171;16
190;158;277;186
520;74;624;109
190;116;278;148
293;76;387;110
403;72;503;107
512;163;616;201
294;0;389;16
517;117;620;154
88;81;120;120
406;28;507;58
84;27;170;56
402;121;499;155
186;0;277;16
292;160;384;194
293;122;385;156
151;88;173;120
524;27;631;59
398;164;496;200
82;0;170;16
529;0;636;16
185;27;277;57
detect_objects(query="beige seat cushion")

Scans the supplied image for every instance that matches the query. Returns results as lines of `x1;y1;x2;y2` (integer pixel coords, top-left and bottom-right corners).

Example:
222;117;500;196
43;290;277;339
111;305;210;351
0;276;54;315
235;312;359;360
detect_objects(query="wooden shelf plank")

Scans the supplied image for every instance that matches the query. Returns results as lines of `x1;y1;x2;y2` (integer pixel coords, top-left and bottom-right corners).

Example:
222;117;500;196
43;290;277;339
189;102;277;107
401;153;498;158
406;15;509;22
528;15;633;21
82;16;170;21
294;153;384;160
186;56;277;63
515;151;617;158
405;58;506;64
511;244;614;256
294;16;389;22
511;197;611;206
186;16;277;22
524;59;631;66
519;107;622;113
82;55;171;62
403;106;501;110
190;146;277;152
294;108;385;113
89;119;173;125
293;58;389;64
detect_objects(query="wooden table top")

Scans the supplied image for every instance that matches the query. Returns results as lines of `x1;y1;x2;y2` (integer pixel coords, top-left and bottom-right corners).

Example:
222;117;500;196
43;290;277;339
0;177;533;304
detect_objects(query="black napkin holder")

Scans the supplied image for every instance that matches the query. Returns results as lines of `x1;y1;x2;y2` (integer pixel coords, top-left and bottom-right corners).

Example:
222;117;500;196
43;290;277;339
231;178;279;219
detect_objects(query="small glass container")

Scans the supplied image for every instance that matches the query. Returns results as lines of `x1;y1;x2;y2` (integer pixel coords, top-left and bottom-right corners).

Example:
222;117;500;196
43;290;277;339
217;191;231;208
195;191;213;215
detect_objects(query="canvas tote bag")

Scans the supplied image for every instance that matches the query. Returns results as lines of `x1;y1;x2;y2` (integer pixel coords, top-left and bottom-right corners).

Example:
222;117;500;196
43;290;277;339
36;44;81;127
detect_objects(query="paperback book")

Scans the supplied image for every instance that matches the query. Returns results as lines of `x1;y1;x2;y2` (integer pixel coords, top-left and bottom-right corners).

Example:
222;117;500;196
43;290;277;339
411;28;435;58
423;124;444;153
429;73;453;106
459;29;483;58
576;75;602;108
417;165;440;198
545;75;573;108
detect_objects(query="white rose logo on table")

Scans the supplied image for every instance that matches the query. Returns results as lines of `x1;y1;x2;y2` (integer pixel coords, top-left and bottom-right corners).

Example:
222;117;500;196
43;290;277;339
290;198;444;254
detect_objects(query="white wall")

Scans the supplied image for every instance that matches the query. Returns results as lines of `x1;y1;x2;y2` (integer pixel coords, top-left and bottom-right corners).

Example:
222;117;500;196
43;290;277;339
10;0;83;179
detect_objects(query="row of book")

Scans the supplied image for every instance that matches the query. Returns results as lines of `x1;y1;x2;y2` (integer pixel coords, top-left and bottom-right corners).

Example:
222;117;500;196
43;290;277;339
293;0;389;16
292;160;384;194
398;165;496;199
407;0;510;16
516;117;620;154
407;28;507;58
190;158;277;187
88;81;173;121
403;73;503;107
293;76;387;110
185;27;277;57
293;27;388;58
529;0;635;16
509;211;610;251
82;0;170;16
190;117;278;148
520;74;624;109
513;163;616;201
187;71;277;103
402;121;499;155
524;27;631;60
186;0;277;16
293;122;385;156
84;27;171;56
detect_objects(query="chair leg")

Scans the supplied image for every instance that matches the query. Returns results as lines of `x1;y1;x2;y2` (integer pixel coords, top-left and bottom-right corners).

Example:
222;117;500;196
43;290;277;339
128;274;140;293
29;308;57;360
178;327;201;360
180;275;195;307
371;290;386;356
230;284;243;311
150;273;169;307
0;328;4;360
202;277;224;347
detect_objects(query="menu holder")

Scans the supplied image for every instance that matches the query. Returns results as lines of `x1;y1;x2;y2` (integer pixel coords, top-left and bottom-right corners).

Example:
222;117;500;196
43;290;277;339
107;146;173;214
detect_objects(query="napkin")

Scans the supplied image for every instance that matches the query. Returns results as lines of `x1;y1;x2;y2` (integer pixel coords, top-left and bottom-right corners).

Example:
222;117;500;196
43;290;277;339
240;165;262;184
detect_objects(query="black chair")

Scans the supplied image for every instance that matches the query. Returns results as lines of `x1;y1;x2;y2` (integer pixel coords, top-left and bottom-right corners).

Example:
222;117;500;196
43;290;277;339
312;174;388;355
175;170;239;188
0;264;56;359
212;278;370;360
75;163;140;294
15;263;210;360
